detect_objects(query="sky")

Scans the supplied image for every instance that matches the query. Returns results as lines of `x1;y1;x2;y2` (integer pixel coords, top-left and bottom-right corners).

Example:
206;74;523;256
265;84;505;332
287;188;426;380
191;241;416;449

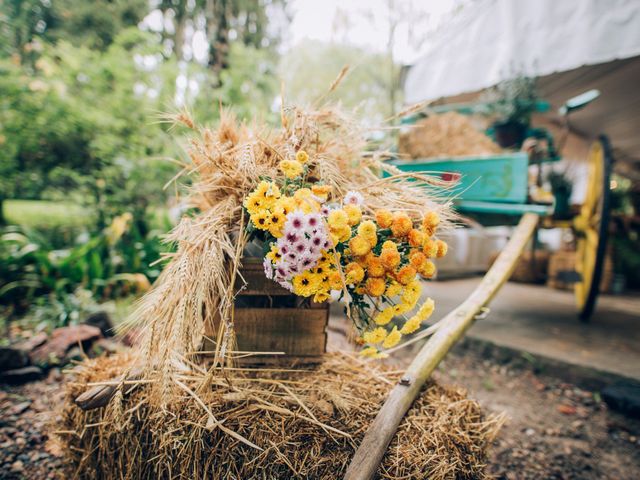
285;0;463;63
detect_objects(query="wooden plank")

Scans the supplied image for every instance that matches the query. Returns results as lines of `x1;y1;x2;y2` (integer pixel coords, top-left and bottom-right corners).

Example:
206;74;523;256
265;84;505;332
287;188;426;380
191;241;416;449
344;213;540;480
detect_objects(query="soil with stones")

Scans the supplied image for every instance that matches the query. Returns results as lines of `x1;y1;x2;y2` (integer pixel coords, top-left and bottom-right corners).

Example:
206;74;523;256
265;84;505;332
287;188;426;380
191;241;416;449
0;325;639;479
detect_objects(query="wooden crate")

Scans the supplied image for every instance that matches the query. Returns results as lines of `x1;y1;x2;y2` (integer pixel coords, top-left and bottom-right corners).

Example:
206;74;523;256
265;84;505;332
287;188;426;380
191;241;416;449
203;259;329;363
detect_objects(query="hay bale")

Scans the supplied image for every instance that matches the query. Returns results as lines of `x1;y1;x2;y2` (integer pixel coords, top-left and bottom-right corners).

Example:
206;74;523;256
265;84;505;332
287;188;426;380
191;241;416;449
54;353;503;479
399;112;502;159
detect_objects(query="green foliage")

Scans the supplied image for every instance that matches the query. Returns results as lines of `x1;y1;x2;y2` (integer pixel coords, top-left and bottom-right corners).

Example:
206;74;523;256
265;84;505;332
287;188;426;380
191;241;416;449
481;76;539;126
0;215;171;325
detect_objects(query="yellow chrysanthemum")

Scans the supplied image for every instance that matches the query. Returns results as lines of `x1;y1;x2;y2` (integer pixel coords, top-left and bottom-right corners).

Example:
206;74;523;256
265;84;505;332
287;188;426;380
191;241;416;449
401;280;422;308
422;238;438;258
422;211;440;230
362;327;388;345
366;256;385;278
379;249;400;271
409;251;428;270
349;235;371;257
365;277;386;297
328;209;349;229
296;150;310;163
329;271;343;290
344;204;362;226
359;346;388;359
280;159;304;179
416;297;435;321
345;262;365;285
391;212;413;237
400;316;422;335
381;240;398;252
418;259;436;278
435;239;448;258
357;220;377;245
375;209;393;228
382;326;402;348
374;306;396;326
408;228;424;248
385;281;402;297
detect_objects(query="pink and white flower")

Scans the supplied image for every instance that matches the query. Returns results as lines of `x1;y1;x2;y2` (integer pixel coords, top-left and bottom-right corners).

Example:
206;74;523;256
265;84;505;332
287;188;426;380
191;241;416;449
344;191;364;206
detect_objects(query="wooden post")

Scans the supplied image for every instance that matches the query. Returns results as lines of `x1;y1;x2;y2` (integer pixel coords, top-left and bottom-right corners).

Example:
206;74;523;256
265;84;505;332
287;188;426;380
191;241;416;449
344;213;539;480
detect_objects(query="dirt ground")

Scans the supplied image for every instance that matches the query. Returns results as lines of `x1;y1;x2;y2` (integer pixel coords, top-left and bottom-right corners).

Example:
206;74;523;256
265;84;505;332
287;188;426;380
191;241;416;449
1;341;639;479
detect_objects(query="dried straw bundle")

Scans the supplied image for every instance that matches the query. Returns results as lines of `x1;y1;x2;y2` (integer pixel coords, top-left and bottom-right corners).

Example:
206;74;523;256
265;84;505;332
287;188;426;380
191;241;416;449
124;103;455;403
56;352;503;480
398;112;501;159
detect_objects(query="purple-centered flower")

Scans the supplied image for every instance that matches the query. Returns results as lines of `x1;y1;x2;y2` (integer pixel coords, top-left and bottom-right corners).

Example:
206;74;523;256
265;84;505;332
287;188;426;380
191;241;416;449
263;258;273;280
344;191;364;206
293;241;307;254
306;213;321;231
285;211;305;231
320;206;330;216
285;231;300;244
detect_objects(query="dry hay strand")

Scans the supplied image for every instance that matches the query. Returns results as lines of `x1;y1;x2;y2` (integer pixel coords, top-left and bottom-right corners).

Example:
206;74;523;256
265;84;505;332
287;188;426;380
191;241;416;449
398;112;502;159
55;353;504;480
121;104;457;406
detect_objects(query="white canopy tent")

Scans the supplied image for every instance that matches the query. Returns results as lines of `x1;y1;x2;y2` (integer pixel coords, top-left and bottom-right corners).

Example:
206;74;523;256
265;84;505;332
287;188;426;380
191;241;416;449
403;0;640;172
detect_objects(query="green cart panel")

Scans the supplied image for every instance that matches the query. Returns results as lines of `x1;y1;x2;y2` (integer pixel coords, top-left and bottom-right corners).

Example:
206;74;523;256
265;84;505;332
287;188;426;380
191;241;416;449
388;152;529;204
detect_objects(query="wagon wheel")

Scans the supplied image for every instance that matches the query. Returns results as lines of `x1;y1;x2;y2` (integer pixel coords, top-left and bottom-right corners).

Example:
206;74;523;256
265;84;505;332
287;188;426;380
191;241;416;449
573;135;612;322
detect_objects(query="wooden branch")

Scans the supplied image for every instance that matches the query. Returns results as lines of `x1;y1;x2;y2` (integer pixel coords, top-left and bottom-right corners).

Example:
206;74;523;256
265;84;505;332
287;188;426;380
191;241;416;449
344;213;540;480
74;367;144;411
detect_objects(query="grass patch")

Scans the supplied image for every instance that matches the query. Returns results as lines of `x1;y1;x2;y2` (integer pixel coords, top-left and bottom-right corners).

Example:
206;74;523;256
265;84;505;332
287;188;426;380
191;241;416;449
4;200;93;228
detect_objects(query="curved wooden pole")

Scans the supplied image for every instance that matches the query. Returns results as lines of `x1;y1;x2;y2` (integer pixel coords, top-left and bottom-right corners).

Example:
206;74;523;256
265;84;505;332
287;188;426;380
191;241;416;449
344;213;540;480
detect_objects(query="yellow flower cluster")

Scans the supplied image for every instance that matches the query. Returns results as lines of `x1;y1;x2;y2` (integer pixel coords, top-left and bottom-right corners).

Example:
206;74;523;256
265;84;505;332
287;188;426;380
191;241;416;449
356;209;446;358
243;155;448;360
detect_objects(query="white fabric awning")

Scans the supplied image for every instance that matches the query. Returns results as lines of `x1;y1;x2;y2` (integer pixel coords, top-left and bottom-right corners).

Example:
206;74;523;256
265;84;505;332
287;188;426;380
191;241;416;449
404;0;640;104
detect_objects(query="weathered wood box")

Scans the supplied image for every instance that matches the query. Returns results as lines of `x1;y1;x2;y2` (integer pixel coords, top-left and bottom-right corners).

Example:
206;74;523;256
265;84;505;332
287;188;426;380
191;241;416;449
203;259;329;363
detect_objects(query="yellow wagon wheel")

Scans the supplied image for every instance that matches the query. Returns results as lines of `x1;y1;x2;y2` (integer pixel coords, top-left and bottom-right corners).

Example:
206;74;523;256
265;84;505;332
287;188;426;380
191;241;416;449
574;135;612;321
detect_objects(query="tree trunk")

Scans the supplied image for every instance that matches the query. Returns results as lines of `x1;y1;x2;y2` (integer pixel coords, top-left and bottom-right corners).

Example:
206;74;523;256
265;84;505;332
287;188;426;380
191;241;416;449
0;197;6;226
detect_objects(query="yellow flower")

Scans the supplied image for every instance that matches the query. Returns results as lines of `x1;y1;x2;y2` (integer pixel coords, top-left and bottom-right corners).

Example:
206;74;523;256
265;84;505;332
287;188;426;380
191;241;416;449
362;327;388;345
266;245;281;262
294;188;312;201
344;204;362;226
329;271;343;290
280;159;304;179
382;326;402;348
375;306;396;325
409;251;428;270
250;211;271;231
296;150;310;163
337;225;352;242
292;271;320;297
268;208;286;237
311;184;331;201
380;249;400;271
422;211;440;230
435;239;448;258
349;235;371;257
365;277;386;297
418;260;436;278
385;281;402;297
366;256;385;278
375;209;393;228
313;292;330;303
275;196;297;216
400;316;422;335
345;262;365;285
254;181;281;208
357;220;377;245
244;192;263;216
391;212;413;237
416;297;435;321
408;229;424;248
382;240;398;252
328;209;349;229
401;280;422;308
422;238;438;258
359;346;388;359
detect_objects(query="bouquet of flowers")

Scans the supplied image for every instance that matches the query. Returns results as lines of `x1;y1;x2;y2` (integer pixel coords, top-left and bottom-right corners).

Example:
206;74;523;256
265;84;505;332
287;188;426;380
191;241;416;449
244;150;448;358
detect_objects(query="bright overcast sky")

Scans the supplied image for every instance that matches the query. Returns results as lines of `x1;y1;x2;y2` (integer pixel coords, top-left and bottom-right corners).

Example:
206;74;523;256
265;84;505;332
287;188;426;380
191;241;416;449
285;0;462;63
